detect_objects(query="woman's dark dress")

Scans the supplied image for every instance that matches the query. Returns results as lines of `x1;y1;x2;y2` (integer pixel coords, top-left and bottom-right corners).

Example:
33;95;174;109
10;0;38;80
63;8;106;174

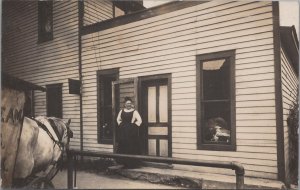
117;109;139;167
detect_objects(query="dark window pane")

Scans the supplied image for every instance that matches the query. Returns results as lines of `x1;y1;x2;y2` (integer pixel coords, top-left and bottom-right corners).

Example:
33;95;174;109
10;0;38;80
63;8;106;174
203;59;230;100
46;84;62;118
38;1;53;42
99;74;117;142
103;77;113;106
102;106;113;139
202;101;231;144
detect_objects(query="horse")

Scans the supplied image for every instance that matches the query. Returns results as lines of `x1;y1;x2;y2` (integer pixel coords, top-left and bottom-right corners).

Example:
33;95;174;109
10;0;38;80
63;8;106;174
13;116;73;187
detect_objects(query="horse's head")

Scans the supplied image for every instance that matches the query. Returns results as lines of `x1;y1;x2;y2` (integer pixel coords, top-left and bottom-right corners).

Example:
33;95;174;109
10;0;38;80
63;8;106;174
48;117;73;149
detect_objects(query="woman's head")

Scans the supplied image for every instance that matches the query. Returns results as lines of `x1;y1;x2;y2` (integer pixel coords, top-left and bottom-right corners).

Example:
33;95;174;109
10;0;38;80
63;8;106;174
124;97;133;109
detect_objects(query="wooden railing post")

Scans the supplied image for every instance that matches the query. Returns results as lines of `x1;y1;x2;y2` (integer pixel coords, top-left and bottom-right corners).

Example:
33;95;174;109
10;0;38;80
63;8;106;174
67;151;74;189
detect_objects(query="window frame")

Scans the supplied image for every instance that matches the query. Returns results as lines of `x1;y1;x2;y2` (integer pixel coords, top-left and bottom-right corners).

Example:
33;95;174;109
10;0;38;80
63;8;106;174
97;68;119;144
196;50;236;151
38;0;53;43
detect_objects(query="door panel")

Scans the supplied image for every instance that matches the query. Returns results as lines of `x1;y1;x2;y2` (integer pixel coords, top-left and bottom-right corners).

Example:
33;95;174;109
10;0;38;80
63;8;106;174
148;139;156;156
159;139;168;157
159;85;168;122
148;127;168;135
147;86;156;122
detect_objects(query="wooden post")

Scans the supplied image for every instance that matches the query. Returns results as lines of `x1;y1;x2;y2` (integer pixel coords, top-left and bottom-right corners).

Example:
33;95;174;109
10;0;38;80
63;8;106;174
112;81;117;153
67;152;74;189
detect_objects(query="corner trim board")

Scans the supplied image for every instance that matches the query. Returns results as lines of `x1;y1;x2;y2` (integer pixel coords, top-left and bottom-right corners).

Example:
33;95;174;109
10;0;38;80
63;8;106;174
272;1;286;184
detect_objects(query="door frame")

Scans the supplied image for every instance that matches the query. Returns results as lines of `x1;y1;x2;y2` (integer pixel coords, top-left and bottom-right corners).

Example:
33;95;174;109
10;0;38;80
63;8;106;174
138;74;172;157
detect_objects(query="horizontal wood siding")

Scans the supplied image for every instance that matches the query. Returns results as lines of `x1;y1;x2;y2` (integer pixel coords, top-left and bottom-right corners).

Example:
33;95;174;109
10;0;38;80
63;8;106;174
81;1;277;178
280;48;298;183
2;1;81;150
83;0;113;26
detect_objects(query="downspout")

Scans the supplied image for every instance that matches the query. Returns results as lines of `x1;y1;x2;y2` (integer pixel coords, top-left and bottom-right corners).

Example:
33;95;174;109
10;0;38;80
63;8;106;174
78;0;84;158
272;2;286;184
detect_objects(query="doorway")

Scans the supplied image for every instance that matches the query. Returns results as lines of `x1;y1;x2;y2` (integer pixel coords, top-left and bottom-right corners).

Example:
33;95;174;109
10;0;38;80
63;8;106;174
139;74;171;157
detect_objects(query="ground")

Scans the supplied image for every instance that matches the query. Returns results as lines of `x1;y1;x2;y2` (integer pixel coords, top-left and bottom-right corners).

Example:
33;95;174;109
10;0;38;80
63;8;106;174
52;169;183;189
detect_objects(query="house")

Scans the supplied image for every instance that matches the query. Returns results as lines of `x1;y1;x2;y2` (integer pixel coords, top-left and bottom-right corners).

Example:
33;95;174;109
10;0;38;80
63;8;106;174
2;0;298;186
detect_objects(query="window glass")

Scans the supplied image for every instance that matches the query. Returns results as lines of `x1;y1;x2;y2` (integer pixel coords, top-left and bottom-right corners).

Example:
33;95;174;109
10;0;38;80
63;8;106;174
101;77;114;140
38;0;53;42
202;59;229;100
46;84;62;118
202;102;231;144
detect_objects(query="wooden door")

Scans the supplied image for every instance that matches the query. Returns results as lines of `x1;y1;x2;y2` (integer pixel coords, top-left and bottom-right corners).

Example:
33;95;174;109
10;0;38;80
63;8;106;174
141;79;170;157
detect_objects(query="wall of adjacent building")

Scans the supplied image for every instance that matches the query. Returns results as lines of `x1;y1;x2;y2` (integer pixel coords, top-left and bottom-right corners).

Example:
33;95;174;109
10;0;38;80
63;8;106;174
81;1;278;179
83;0;113;26
280;48;298;183
2;1;81;150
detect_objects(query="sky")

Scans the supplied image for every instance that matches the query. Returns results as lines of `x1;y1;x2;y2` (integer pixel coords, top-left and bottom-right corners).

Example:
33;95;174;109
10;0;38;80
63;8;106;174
143;0;299;37
279;1;299;37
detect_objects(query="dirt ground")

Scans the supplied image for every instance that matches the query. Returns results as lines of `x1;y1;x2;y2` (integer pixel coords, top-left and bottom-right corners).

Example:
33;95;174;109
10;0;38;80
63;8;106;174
52;169;183;189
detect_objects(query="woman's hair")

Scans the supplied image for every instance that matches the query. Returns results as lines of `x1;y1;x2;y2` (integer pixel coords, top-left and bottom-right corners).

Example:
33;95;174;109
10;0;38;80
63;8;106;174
124;97;132;103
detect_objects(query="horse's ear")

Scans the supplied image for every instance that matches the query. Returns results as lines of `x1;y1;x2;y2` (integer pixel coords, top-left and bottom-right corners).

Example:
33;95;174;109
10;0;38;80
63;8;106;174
66;119;71;127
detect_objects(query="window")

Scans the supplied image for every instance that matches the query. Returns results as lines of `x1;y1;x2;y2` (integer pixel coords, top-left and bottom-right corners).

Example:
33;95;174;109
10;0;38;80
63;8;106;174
38;0;53;43
196;50;236;151
97;69;119;144
46;84;62;118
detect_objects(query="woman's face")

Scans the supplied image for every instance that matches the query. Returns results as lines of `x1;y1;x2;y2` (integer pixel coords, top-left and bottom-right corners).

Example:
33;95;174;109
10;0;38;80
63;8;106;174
125;100;132;109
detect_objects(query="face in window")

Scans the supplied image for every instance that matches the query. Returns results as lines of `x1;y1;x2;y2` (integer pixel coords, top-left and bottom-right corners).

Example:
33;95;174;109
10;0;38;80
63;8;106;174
44;19;52;33
204;117;230;143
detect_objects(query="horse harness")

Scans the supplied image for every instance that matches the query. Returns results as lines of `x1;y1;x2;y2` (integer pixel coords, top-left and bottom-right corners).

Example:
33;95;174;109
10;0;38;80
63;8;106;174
32;118;64;150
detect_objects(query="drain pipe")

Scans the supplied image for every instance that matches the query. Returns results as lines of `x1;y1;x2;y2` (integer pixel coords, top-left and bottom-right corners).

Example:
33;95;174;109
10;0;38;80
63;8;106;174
231;162;245;189
78;0;84;159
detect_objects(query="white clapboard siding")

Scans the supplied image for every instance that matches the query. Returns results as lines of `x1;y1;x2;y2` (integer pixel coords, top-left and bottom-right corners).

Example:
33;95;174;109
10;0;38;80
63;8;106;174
81;1;278;178
83;0;113;26
2;1;81;150
280;48;298;182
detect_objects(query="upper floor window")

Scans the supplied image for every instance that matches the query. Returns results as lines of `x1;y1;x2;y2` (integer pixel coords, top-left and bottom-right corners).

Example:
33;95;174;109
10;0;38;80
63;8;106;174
38;0;53;43
196;50;236;151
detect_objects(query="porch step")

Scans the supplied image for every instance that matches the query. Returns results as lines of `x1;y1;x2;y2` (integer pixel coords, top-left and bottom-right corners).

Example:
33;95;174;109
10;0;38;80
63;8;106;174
107;165;202;189
107;166;286;189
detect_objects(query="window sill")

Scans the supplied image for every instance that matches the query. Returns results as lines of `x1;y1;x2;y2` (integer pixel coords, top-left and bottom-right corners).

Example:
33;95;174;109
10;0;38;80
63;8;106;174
197;143;236;151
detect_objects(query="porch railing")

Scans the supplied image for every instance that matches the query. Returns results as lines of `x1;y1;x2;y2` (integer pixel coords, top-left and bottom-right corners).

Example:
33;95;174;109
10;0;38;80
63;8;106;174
67;149;245;189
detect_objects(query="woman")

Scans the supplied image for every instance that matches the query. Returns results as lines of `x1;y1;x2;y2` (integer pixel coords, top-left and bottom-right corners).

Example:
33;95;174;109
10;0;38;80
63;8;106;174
116;97;142;167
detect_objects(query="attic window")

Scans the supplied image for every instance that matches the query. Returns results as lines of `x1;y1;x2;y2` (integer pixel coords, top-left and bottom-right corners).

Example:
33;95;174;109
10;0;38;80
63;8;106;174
38;0;53;43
